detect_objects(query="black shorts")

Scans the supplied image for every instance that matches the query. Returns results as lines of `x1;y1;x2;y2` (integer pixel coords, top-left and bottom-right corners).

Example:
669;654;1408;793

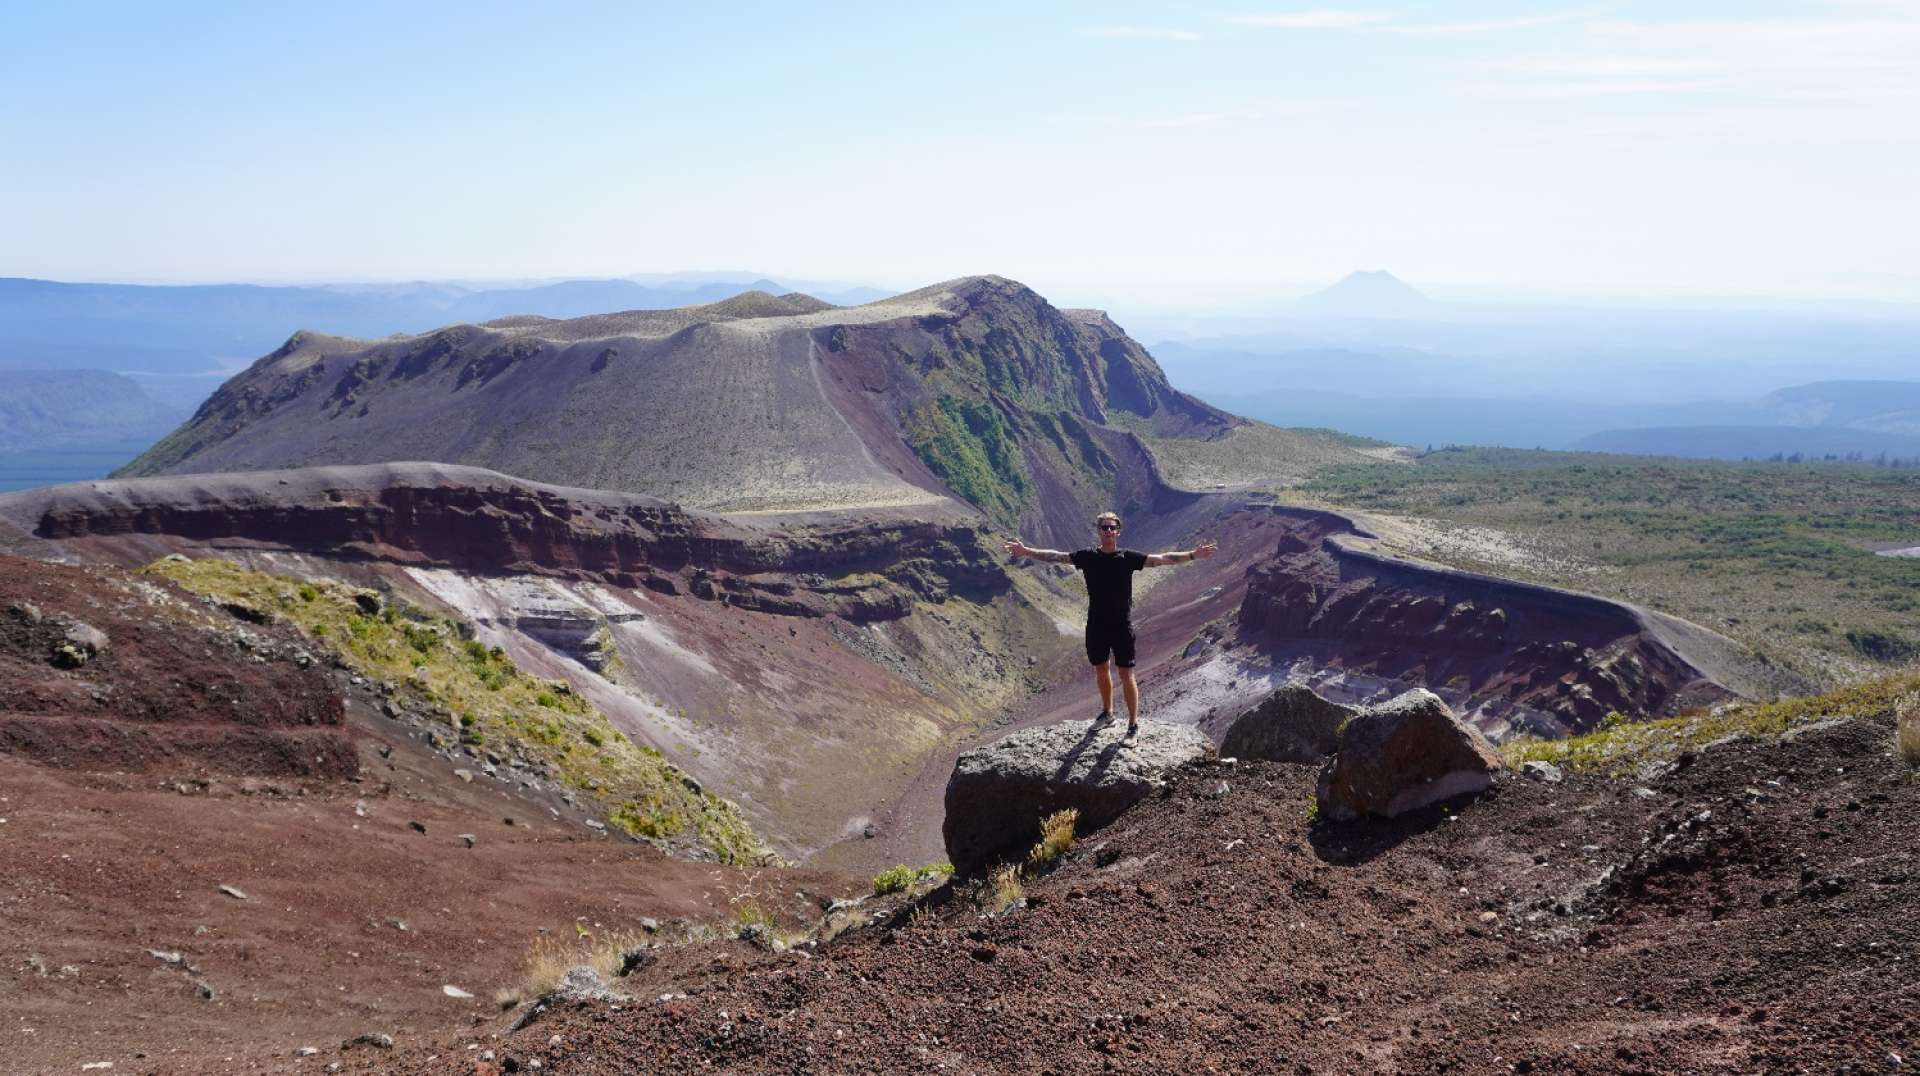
1085;621;1136;668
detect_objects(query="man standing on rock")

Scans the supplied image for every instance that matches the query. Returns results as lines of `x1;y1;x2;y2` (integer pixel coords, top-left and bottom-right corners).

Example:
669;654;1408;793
1005;512;1217;737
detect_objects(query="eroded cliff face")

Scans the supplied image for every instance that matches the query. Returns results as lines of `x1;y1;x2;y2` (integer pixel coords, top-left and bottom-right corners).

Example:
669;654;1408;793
1221;507;1735;737
16;463;1010;624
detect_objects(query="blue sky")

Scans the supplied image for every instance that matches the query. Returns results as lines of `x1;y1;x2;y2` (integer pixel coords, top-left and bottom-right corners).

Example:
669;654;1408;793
2;1;1916;306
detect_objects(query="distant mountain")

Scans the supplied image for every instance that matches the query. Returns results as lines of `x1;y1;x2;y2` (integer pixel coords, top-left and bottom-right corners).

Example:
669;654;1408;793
1571;425;1920;462
0;369;186;453
1296;270;1435;319
0;274;897;387
117;277;1238;542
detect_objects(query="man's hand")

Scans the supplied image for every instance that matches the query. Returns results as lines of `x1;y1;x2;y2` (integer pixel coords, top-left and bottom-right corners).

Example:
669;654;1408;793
1194;540;1218;559
1004;539;1030;558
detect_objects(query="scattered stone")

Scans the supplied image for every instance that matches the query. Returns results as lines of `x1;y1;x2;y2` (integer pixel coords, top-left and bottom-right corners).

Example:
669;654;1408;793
192;977;216;1000
58;964;80;977
218;884;249;900
1314;690;1505;822
344;1031;394;1050
80;1064;113;1072
353;799;370;818
584;819;607;832
1219;684;1357;763
459;833;477;848
1521;761;1565;784
862;823;877;839
410;821;428;834
147;948;184;965
454;768;474;783
443;984;475;999
546;965;628;1003
944;718;1212;876
8;601;42;623
294;1047;319;1057
639;917;660;933
352;592;383;616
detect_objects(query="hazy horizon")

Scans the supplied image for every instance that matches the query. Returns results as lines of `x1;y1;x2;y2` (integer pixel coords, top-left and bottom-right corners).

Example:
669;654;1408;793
4;2;1916;308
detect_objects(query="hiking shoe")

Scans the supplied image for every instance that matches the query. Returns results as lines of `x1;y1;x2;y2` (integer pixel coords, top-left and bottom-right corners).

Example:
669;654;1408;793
1093;710;1114;726
1125;719;1139;738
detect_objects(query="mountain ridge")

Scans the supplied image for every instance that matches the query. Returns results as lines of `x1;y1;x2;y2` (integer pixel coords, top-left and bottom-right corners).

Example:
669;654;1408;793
115;275;1239;546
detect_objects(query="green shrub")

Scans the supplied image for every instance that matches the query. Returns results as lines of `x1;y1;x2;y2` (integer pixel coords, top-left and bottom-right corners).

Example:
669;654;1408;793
872;865;917;895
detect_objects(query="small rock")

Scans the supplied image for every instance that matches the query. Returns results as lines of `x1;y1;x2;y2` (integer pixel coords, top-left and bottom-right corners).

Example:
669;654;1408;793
294;1047;319;1057
862;823;877;839
352;592;383;616
459;833;477;848
410;821;428;834
639;917;660;933
218;884;249;900
443;984;475;999
584;819;607;832
80;1064;113;1072
454;769;474;783
353;800;369;818
65;621;110;656
548;1034;563;1047
345;1031;394;1050
192;977;216;1000
148;948;185;965
8;601;42;623
1207;780;1231;798
1520;761;1564;784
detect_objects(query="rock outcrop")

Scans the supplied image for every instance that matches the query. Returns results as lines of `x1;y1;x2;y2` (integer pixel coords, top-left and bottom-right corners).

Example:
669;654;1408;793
943;719;1212;875
1314;689;1503;822
1219;683;1356;763
1230;505;1746;736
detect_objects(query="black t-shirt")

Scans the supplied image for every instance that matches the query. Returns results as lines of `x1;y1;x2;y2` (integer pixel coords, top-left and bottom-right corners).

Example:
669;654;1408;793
1070;548;1147;626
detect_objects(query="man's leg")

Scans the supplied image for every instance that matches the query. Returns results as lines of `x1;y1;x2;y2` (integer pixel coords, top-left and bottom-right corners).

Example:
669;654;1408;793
1093;661;1113;716
1117;666;1139;727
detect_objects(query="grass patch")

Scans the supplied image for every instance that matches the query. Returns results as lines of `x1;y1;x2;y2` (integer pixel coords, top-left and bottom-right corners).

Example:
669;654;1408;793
519;925;654;998
1506;669;1920;775
871;861;955;896
989;864;1024;913
1028;807;1078;866
144;556;765;864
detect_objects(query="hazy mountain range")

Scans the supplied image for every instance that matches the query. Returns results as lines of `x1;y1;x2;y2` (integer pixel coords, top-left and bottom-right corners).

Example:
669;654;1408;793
1152;273;1920;458
0;273;893;405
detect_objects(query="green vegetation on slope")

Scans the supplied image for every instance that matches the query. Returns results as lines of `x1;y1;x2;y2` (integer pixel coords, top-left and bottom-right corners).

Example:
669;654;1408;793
1302;447;1920;683
905;395;1033;525
1507;669;1920;774
145;557;765;864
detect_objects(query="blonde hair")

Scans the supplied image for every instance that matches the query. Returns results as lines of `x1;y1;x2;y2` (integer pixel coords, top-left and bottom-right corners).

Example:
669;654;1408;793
1094;511;1122;528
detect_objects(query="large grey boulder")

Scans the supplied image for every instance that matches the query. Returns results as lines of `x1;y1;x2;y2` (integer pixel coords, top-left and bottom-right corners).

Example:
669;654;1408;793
1315;689;1504;822
944;719;1213;876
1220;684;1356;763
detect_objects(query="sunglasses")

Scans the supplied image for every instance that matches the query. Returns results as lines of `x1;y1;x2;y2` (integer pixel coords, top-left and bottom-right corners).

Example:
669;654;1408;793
1098;523;1121;532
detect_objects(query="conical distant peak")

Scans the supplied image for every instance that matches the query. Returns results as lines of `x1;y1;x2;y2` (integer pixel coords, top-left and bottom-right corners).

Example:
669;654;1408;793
1298;270;1432;318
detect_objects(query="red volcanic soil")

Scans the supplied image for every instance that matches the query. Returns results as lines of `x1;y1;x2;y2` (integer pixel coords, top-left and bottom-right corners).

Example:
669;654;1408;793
0;554;351;777
382;713;1914;1075
0;557;862;1074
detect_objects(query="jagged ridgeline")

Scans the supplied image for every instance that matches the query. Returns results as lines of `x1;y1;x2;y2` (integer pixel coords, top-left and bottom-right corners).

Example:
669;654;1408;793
115;277;1236;541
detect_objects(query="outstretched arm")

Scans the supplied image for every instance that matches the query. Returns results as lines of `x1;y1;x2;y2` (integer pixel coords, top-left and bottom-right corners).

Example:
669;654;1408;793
1144;541;1218;568
1005;539;1074;565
